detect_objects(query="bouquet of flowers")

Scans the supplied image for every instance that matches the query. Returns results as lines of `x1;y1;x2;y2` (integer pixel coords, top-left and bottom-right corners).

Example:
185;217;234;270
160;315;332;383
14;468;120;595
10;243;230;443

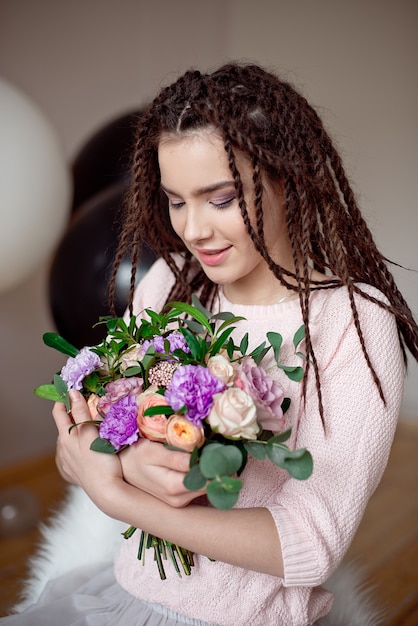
35;296;312;579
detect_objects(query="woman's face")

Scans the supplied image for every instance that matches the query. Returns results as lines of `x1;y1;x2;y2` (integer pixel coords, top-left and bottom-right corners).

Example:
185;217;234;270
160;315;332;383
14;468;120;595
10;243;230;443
158;130;292;304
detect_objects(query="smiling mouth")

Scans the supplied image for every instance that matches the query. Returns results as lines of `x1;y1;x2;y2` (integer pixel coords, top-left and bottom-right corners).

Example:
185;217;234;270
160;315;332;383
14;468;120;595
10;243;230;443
195;247;231;266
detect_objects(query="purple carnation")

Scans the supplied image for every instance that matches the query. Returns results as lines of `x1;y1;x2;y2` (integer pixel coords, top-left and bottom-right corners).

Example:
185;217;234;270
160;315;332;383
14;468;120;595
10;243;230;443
141;332;190;357
99;394;139;451
165;364;226;426
60;347;102;391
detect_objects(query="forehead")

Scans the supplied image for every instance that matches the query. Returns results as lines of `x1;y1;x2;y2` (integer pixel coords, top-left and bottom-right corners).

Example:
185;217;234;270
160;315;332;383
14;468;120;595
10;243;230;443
158;130;251;190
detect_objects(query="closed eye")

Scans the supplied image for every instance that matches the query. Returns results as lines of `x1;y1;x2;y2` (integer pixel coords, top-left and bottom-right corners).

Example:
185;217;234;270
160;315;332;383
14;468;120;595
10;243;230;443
168;200;185;209
211;196;235;209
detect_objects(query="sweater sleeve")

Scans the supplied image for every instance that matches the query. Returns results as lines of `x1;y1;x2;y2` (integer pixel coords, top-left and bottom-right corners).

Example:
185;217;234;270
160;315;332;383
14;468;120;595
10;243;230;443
266;286;405;587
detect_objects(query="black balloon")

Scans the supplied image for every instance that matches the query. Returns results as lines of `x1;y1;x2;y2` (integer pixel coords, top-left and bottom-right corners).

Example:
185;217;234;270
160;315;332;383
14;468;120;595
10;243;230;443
71;109;144;212
48;181;158;348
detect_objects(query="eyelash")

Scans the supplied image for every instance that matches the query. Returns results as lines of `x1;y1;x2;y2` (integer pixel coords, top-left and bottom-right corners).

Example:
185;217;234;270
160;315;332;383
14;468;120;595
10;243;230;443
169;197;235;211
211;197;235;209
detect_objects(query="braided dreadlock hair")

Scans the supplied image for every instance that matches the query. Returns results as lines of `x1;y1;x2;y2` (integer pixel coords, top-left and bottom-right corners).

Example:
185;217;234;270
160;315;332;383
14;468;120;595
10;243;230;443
109;62;418;420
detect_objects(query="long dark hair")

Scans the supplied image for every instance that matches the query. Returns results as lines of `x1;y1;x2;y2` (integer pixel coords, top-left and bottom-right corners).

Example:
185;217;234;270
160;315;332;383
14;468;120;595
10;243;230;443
109;62;418;420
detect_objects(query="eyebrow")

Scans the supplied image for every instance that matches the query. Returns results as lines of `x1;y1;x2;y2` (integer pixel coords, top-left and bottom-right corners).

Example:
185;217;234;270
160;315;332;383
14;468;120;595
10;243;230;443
160;180;235;197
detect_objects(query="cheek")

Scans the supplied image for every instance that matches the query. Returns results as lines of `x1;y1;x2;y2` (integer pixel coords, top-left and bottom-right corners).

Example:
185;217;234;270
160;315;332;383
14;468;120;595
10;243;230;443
168;210;184;239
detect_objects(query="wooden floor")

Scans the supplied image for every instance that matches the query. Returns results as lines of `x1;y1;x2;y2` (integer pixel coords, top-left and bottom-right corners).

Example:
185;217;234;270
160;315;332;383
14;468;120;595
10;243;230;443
0;421;417;623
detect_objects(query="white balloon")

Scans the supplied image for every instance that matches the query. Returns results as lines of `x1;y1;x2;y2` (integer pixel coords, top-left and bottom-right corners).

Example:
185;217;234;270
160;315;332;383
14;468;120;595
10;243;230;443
0;78;72;293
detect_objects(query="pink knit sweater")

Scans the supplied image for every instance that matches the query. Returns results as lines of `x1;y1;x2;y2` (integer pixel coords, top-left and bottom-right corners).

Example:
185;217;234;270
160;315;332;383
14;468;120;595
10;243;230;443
114;258;404;626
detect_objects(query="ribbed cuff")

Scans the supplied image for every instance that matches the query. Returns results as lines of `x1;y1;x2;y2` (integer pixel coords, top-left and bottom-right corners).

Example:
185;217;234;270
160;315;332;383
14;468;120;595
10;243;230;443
267;504;320;587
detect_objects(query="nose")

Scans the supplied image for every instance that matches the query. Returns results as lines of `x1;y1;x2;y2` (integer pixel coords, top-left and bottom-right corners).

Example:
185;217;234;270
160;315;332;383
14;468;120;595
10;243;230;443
182;205;212;244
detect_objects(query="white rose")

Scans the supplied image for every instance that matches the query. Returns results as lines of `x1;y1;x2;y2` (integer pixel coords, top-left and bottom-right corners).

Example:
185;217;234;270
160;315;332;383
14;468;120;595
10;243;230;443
208;388;259;440
207;353;236;385
119;344;143;373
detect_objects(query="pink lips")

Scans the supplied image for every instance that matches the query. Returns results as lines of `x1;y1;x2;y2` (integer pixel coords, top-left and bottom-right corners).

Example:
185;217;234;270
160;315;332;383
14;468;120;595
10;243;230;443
196;247;231;266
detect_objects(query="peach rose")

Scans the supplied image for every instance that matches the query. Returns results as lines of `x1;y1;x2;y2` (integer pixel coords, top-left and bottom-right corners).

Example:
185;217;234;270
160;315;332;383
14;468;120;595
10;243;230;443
87;394;100;420
136;386;169;442
166;414;205;452
206;352;236;386
207;388;259;440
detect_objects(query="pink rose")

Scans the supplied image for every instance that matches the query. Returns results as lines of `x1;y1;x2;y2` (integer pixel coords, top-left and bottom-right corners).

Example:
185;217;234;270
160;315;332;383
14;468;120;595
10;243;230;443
235;357;285;432
207;388;259;440
166;414;205;452
206;352;236;386
97;376;144;416
136;387;169;442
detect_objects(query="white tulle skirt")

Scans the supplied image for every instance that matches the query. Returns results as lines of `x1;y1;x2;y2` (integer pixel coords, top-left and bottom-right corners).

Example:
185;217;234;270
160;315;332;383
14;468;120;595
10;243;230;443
1;563;214;626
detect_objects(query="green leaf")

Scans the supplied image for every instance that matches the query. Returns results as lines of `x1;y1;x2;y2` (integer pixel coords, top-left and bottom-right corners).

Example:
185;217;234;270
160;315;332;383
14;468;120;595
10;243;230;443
191;295;213;321
33;384;62;402
250;343;270;365
267;332;283;363
281;397;291;414
278;364;305;382
143;405;173;417
216;316;246;334
183;464;207;491
123;365;144;377
183;319;206;335
266;442;313;480
244;441;267;460
53;374;70;411
199;444;243;479
239;333;249;355
166;301;214;335
269;429;292;444
210;327;235;356
43;333;79;357
293;324;306;349
206;477;242;509
90;437;118;454
226;337;235;359
181;327;206;361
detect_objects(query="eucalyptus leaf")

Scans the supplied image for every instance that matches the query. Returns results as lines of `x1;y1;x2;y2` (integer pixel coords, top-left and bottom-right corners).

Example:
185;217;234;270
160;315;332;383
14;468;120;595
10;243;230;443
183;464;207;491
206;477;242;509
244;441;267;460
280;450;313;480
293;324;306;349
199;444;243;479
266;332;283;363
266;442;313;480
278;364;305;382
268;429;292;444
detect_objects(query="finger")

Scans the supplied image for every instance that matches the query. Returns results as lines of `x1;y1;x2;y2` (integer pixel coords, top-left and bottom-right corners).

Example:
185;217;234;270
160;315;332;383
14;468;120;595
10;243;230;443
136;438;191;473
52;400;74;435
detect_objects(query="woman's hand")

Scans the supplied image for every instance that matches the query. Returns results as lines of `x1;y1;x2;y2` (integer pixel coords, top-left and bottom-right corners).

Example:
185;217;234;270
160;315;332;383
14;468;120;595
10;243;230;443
120;439;205;508
53;390;123;506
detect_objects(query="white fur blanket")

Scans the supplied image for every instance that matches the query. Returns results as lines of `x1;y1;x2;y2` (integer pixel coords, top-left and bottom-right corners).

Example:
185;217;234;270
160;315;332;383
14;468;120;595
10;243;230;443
13;485;384;624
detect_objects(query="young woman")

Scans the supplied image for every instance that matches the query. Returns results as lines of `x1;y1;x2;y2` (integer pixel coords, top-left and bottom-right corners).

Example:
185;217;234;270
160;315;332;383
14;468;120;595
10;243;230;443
6;63;418;625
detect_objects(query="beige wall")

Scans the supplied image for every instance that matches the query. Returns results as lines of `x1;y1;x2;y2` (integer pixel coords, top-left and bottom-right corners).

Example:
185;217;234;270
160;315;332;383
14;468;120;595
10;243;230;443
0;0;417;467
